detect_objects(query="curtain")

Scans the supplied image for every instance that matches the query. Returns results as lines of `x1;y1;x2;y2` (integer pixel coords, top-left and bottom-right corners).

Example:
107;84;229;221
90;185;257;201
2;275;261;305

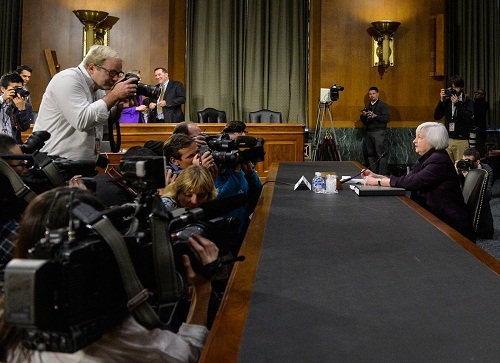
0;0;23;74
186;0;308;123
446;0;500;128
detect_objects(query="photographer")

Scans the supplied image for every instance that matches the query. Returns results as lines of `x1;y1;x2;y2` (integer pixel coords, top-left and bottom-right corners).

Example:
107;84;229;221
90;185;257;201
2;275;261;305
0;135;28;281
456;148;494;239
1;187;217;362
33;45;137;161
434;75;474;163
0;72;32;144
160;134;215;184
214;121;263;252
360;86;390;175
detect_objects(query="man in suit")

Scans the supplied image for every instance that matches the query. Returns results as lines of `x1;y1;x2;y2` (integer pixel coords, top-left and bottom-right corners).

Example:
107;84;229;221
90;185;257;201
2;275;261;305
148;67;185;123
360;86;390;174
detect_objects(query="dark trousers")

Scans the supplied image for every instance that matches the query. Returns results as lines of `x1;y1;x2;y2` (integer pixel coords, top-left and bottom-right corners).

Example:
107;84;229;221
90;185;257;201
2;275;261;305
364;129;388;175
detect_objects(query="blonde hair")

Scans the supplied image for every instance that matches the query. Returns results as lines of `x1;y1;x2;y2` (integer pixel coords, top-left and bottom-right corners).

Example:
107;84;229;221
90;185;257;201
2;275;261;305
83;45;122;67
162;165;217;202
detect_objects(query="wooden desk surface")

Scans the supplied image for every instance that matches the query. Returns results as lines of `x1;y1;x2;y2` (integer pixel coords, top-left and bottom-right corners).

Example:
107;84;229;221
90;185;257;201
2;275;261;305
201;161;500;362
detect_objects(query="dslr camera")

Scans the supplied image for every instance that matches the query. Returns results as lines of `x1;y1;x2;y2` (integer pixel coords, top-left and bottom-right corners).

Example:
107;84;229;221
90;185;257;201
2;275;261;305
121;73;161;99
456;158;475;172
444;87;457;98
13;86;30;98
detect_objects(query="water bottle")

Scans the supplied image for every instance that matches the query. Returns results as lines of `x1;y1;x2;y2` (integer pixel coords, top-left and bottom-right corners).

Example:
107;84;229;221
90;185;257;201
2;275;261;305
325;174;338;194
312;172;325;194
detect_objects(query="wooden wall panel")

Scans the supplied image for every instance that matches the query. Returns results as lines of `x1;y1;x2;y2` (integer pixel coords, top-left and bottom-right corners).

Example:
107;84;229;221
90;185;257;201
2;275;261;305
309;0;446;130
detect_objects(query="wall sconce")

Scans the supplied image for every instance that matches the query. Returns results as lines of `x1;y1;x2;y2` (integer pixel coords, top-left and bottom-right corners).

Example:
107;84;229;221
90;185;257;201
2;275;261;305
73;10;108;56
370;20;401;71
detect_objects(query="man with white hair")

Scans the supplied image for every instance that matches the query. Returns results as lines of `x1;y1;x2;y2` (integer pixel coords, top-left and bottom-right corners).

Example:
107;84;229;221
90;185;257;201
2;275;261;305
34;45;137;161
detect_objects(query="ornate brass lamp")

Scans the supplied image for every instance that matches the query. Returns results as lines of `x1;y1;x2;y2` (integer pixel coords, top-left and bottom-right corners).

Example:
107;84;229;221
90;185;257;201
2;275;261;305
370;20;401;71
73;10;109;56
95;16;120;46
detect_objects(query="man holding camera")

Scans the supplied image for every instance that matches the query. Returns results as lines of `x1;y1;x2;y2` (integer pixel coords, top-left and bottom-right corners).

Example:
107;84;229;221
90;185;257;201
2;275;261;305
456;147;494;239
0;72;33;144
214;121;263;252
148;67;185;123
360;86;390;175
434;75;474;163
33;45;138;161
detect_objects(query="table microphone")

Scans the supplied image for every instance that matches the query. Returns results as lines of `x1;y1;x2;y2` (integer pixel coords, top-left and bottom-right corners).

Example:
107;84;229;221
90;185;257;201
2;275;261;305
339;151;388;184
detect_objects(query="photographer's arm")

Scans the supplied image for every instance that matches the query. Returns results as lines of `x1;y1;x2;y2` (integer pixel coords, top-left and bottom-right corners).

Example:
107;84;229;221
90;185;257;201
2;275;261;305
183;234;217;326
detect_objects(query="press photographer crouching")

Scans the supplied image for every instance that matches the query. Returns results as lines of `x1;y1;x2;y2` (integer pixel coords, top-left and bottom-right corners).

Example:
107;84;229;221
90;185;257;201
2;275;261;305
0;131;96;280
456;147;494;239
211;121;264;254
0;187;217;362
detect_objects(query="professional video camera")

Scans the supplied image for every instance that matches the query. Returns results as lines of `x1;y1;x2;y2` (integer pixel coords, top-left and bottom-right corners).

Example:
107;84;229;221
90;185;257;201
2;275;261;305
121;72;161;99
4;160;246;352
456;158;475;172
330;84;345;101
444;87;457;98
199;134;265;167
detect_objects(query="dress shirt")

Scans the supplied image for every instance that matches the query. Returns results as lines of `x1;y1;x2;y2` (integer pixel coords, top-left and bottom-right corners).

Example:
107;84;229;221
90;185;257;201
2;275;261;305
33;64;110;160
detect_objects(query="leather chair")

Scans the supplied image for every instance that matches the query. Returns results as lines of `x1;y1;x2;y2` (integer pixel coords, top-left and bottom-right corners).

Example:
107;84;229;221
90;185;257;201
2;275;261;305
248;109;282;123
197;108;227;123
462;168;489;233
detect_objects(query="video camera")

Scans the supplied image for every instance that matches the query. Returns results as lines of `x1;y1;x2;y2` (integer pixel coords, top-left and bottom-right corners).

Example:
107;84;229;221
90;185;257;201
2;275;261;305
456;158;475;172
0;131;97;197
330;84;344;101
199;134;265;167
4;167;246;353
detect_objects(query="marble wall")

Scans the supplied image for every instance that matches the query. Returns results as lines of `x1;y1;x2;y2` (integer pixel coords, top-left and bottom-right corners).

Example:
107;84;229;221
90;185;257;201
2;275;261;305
312;127;420;175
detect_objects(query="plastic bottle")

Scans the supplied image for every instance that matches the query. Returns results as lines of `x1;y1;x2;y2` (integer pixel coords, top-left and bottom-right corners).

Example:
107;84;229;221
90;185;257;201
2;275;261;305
325;174;338;194
312;172;325;193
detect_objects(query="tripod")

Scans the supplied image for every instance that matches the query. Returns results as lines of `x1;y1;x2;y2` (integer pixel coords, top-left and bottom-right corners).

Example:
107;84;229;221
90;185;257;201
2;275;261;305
312;100;341;161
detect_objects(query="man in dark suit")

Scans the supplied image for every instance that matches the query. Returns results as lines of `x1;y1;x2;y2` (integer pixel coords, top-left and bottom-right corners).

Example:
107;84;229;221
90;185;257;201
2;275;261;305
148;67;185;123
360;86;390;174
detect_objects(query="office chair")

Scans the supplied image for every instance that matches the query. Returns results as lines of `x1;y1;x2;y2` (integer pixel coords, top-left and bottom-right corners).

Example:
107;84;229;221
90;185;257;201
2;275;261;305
462;168;489;234
248;109;282;123
197;108;227;123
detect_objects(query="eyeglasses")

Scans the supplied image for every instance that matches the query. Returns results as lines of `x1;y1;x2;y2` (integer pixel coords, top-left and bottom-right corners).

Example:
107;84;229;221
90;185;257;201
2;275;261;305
474;91;485;95
96;65;124;78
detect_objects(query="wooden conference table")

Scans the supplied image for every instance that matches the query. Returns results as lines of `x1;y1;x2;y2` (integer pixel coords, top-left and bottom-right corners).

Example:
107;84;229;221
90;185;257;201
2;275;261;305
201;161;500;362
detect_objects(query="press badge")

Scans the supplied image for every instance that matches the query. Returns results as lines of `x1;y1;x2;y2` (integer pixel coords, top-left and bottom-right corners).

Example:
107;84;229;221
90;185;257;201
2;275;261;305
449;122;455;132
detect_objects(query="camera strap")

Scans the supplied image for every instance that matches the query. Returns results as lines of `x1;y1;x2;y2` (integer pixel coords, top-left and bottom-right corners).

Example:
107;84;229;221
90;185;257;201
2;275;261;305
32;152;66;188
91;216;165;329
107;111;121;153
149;196;181;316
0;157;37;202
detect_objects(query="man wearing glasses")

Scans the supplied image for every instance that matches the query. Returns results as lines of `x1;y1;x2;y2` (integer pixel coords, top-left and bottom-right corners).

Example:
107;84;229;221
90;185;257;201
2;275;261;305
33;45;138;161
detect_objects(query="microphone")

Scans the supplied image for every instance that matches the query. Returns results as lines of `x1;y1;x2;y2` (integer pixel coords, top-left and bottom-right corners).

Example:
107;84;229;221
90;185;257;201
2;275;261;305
340;151;388;184
169;193;248;231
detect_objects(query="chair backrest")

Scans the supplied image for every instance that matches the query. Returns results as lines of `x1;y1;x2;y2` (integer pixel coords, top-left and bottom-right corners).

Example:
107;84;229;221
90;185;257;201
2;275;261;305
462;168;489;233
249;109;282;123
197;108;227;123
